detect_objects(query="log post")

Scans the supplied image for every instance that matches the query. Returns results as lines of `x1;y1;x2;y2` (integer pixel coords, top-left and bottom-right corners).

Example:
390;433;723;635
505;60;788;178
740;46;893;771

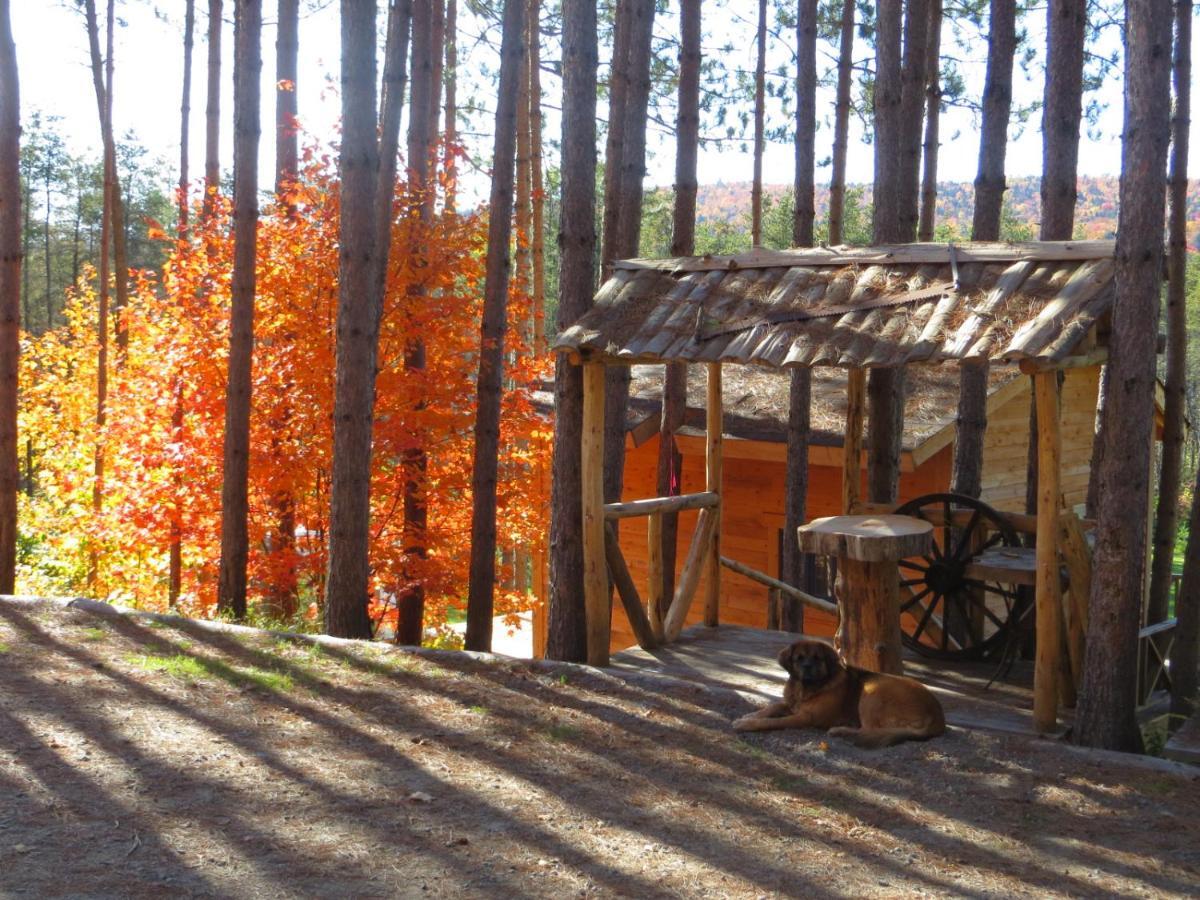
1033;370;1062;732
582;361;610;666
843;368;865;514
797;514;932;674
646;511;665;641
704;363;723;626
604;522;658;650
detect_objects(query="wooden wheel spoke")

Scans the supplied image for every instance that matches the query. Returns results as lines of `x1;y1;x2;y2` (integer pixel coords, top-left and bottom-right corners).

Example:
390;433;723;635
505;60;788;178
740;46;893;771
942;499;953;561
978;532;1006;553
939;593;951;652
912;593;941;643
900;577;925;588
899;559;928;574
951;509;982;561
901;586;932;612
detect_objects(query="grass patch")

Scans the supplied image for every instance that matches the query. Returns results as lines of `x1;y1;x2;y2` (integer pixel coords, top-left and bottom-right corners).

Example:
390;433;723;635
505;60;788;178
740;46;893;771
468;704;487;715
0;641;9;653
125;653;207;681
79;627;108;642
547;723;579;741
239;667;294;693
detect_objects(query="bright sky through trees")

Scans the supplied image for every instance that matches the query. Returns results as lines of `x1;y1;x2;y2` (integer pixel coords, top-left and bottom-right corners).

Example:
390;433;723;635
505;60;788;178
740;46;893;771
17;2;1196;206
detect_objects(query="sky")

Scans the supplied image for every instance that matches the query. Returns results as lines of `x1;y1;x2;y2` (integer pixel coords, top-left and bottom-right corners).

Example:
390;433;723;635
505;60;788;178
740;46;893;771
14;2;1199;212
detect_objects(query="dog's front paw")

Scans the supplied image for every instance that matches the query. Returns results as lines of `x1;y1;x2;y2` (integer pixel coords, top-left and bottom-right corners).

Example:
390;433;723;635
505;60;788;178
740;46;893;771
731;714;756;732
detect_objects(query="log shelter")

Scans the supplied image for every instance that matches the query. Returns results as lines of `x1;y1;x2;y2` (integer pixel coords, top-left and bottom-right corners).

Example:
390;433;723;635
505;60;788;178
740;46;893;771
553;241;1133;734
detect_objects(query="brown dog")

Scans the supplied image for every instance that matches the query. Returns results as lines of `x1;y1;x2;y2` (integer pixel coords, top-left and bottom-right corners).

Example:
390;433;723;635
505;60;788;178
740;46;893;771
731;639;945;748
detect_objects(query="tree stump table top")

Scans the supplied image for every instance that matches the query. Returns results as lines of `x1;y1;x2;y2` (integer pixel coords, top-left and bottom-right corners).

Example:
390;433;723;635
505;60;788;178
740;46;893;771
797;514;933;562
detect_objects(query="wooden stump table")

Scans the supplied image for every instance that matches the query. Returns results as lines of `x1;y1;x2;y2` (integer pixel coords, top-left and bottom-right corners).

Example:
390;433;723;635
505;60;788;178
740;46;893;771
797;514;933;675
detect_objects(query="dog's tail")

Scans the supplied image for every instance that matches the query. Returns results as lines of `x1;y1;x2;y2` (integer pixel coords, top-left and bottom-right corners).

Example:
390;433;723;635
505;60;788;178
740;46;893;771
827;724;943;749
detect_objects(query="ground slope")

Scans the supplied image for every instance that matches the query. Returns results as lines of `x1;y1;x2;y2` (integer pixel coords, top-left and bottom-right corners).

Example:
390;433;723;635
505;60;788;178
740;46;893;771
0;598;1197;899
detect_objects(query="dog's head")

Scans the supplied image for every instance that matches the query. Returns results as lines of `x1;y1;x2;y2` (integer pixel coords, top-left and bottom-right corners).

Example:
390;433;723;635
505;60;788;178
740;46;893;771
777;639;842;687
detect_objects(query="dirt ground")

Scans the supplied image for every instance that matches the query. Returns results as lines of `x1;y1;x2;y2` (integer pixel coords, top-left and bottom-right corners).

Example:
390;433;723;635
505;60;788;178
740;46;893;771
0;598;1197;899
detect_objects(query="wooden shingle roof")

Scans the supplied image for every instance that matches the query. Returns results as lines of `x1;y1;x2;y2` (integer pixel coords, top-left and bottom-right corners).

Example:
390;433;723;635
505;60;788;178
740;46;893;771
553;241;1117;369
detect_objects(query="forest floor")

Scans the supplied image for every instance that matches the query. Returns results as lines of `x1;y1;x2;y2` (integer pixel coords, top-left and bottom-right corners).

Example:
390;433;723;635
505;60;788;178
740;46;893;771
1;598;1198;899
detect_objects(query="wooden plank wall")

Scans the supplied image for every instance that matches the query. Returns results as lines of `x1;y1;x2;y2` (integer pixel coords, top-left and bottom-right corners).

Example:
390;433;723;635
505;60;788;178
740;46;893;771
979;366;1100;514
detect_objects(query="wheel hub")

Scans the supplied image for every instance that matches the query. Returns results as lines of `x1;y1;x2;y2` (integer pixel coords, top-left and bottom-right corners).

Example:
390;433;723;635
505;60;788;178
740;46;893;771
926;559;963;596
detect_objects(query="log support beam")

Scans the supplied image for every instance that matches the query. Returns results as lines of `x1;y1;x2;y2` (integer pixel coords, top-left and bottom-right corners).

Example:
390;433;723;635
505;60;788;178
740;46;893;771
704;363;723;626
582;361;609;666
843;368;866;514
1033;371;1062;732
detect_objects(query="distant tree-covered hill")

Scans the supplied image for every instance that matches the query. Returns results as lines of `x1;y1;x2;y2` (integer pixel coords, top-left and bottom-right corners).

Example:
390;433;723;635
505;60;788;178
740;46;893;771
670;176;1200;250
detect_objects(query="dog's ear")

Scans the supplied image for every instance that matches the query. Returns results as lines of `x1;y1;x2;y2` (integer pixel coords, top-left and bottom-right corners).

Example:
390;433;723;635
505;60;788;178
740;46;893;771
818;641;842;672
777;644;796;674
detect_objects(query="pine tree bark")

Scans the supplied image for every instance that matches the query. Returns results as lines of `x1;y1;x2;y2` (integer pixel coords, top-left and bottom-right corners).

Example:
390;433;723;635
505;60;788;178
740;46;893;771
750;0;767;246
1168;0;1197;720
828;0;854;245
180;1;195;233
0;0;19;595
602;0;654;511
1075;0;1172;752
1147;0;1191;637
443;0;457;210
916;0;941;242
465;0;526;652
953;0;1016;499
396;0;437;645
216;0;262;619
528;0;545;352
1034;0;1086;520
203;0;222;220
545;0;598;662
897;0;929;242
779;0;818;632
867;0;905;504
170;0;196;606
324;0;391;640
657;0;701;620
275;0;298;195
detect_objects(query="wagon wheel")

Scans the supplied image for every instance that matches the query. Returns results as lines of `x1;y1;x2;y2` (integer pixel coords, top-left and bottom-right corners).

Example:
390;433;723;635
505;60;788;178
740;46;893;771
893;492;1022;661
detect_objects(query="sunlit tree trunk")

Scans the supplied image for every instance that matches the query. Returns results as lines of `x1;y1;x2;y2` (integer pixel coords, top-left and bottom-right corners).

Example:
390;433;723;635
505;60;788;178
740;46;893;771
601;0;654;514
546;0;598;662
1148;0;1192;642
1076;0;1172;752
216;0;262;619
828;0;854;245
656;0;701;620
750;0;766;246
897;0;929;242
396;0;437;645
528;0;544;353
443;0;457;211
264;0;300;620
952;0;1016;499
0;0;19;595
169;0;196;607
466;0;526;652
917;0;941;242
203;0;222;221
867;0;904;504
779;0;818;632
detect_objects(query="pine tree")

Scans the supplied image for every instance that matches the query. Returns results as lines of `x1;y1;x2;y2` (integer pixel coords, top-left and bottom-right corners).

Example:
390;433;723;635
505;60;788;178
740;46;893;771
0;0;19;595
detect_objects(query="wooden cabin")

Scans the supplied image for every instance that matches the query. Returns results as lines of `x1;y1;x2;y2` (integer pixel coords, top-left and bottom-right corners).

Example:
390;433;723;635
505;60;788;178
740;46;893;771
532;360;1142;655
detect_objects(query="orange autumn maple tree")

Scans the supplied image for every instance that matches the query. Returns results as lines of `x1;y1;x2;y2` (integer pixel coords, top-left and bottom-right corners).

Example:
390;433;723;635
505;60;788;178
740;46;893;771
18;146;550;638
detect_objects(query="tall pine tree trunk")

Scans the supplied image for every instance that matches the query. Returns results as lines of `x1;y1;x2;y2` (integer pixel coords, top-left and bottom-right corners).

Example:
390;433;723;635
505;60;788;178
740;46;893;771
1075;0;1172;752
0;0;18;595
216;0;262;619
828;0;854;245
897;0;929;242
1147;0;1191;636
952;0;1016;499
528;0;544;352
779;0;818;633
751;0;767;246
203;0;222;220
443;0;457;210
657;0;701;620
169;0;196;607
867;0;905;504
1031;0;1085;520
465;0;526;652
545;0;598;661
601;0;654;512
917;0;941;242
263;0;300;619
396;0;437;645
